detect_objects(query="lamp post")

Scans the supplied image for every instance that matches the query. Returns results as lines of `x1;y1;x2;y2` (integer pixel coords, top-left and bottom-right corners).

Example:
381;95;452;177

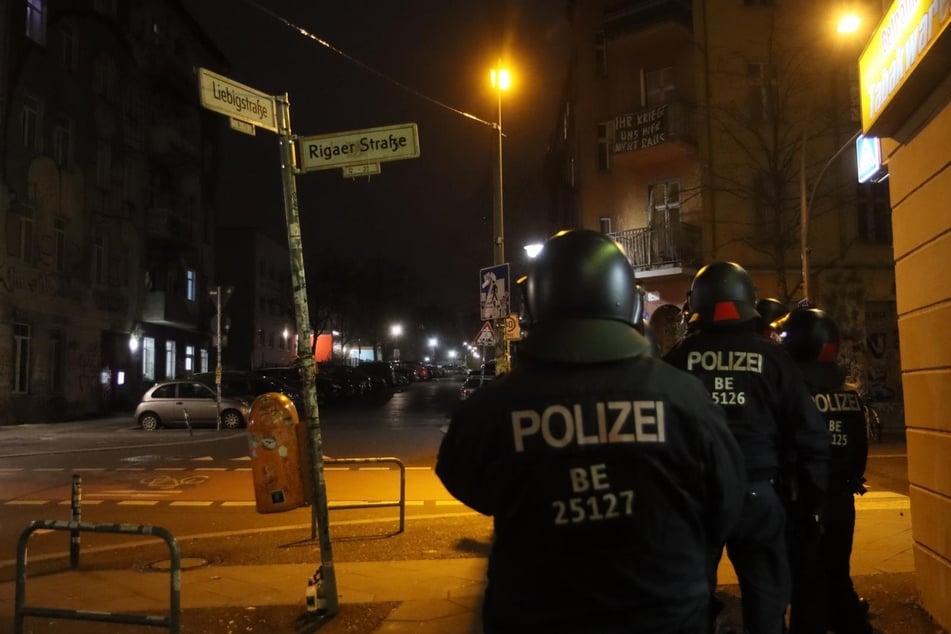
799;128;863;301
428;337;438;365
390;323;402;362
800;9;869;301
490;62;510;267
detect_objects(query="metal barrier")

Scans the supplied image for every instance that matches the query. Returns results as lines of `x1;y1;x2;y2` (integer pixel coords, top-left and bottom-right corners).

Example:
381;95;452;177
324;456;406;533
15;520;181;634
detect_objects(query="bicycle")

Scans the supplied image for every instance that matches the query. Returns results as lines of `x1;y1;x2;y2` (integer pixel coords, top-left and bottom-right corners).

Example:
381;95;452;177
858;391;883;442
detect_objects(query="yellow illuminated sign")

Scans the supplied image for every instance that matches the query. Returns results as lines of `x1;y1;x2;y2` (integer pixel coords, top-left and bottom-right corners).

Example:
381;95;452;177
859;0;951;134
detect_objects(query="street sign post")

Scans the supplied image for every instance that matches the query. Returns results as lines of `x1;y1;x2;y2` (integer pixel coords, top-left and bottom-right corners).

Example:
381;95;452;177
198;68;277;133
298;123;420;172
474;322;497;347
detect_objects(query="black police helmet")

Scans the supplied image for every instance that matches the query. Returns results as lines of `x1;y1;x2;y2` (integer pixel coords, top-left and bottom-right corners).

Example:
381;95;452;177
687;261;758;326
521;229;648;362
526;229;644;326
780;307;840;364
756;298;789;327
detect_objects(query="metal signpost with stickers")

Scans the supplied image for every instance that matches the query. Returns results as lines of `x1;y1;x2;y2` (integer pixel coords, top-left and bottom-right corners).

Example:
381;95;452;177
480;263;511;374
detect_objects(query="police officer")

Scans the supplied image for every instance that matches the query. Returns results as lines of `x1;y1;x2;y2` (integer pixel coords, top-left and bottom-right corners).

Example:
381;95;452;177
663;261;829;634
781;308;872;634
436;230;747;634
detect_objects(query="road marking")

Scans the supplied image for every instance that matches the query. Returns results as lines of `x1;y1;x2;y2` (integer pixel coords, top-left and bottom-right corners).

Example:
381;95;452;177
0;468;24;472
73;468;106;472
6;500;48;505
35;468;64;472
170;501;215;507
116;468;145;471
221;501;255;507
194;467;227;471
57;499;103;505
154;467;186;471
117;500;160;506
857;499;910;510
434;500;464;506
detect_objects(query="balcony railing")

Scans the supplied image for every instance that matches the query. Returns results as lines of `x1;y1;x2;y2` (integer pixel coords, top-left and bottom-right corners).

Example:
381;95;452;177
609;222;702;272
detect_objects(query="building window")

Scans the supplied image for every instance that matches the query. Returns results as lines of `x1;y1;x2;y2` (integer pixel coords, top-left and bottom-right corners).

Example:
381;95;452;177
53;217;65;272
258;329;266;345
748;62;777;122
645;67;675;106
165;340;177;379
25;0;47;44
856;181;892;244
599;217;612;234
14;323;32;394
594;31;607;76
21;94;43;151
52;117;71;166
93;57;116;98
60;22;78;69
186;269;197;301
184;345;195;373
597;122;612;172
200;349;209;373
142;336;155;381
96;141;111;188
93;0;117;16
92;235;105;284
563;102;571;141
49;330;64;393
6;213;34;262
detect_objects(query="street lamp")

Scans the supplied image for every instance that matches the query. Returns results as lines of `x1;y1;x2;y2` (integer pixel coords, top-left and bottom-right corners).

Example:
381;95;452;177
800;129;862;301
490;62;511;267
391;323;403;362
428;337;438;365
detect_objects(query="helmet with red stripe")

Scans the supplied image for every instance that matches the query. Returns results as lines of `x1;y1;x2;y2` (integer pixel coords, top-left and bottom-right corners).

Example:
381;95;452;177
779;307;840;364
687;261;758;326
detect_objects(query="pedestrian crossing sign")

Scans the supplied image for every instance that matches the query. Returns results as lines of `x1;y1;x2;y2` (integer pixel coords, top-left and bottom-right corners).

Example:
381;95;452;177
474;321;496;346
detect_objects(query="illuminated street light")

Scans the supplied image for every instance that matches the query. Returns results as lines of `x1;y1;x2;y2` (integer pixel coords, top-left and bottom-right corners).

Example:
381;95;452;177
391;323;403;362
837;12;861;34
428;337;438;364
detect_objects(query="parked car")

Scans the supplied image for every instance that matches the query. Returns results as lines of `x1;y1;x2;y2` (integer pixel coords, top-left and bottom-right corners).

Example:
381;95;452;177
358;361;400;390
459;375;493;401
191;371;304;413
135;380;251;431
252;366;345;405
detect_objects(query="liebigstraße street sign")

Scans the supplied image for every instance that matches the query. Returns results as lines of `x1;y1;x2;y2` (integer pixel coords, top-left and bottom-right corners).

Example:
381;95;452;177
198;68;277;133
298;123;420;172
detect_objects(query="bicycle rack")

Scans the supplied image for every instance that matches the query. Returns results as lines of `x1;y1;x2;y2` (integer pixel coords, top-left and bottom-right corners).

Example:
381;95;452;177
15;520;181;633
324;456;406;534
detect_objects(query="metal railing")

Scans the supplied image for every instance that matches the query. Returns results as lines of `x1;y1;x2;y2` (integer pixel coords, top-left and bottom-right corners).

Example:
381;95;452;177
324;456;406;534
15;520;181;633
609;221;702;271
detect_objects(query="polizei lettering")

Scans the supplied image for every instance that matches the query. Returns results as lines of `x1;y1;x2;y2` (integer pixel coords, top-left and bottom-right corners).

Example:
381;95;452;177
686;350;763;373
511;401;666;452
812;392;862;413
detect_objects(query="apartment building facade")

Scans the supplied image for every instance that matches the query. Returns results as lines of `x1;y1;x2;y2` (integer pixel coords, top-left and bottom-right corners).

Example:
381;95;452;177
549;0;901;421
215;227;298;372
0;0;226;421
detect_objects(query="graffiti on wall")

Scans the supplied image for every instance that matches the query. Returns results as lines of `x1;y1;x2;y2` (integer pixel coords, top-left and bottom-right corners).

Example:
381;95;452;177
865;301;902;402
0;261;60;294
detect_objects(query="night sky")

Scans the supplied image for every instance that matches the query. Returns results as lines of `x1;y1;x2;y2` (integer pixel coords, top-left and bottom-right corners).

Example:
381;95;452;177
181;1;569;322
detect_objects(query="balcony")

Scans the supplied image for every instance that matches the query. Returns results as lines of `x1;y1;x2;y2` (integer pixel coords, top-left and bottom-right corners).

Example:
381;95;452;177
610;222;701;278
145;207;194;246
612;101;697;167
604;0;692;38
142;291;199;330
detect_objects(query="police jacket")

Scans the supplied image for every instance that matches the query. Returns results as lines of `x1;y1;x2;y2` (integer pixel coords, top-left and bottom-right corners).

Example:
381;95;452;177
797;362;868;492
437;352;746;633
664;325;829;504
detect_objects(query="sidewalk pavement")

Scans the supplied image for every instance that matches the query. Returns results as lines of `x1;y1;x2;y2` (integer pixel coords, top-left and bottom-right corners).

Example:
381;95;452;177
0;490;923;633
